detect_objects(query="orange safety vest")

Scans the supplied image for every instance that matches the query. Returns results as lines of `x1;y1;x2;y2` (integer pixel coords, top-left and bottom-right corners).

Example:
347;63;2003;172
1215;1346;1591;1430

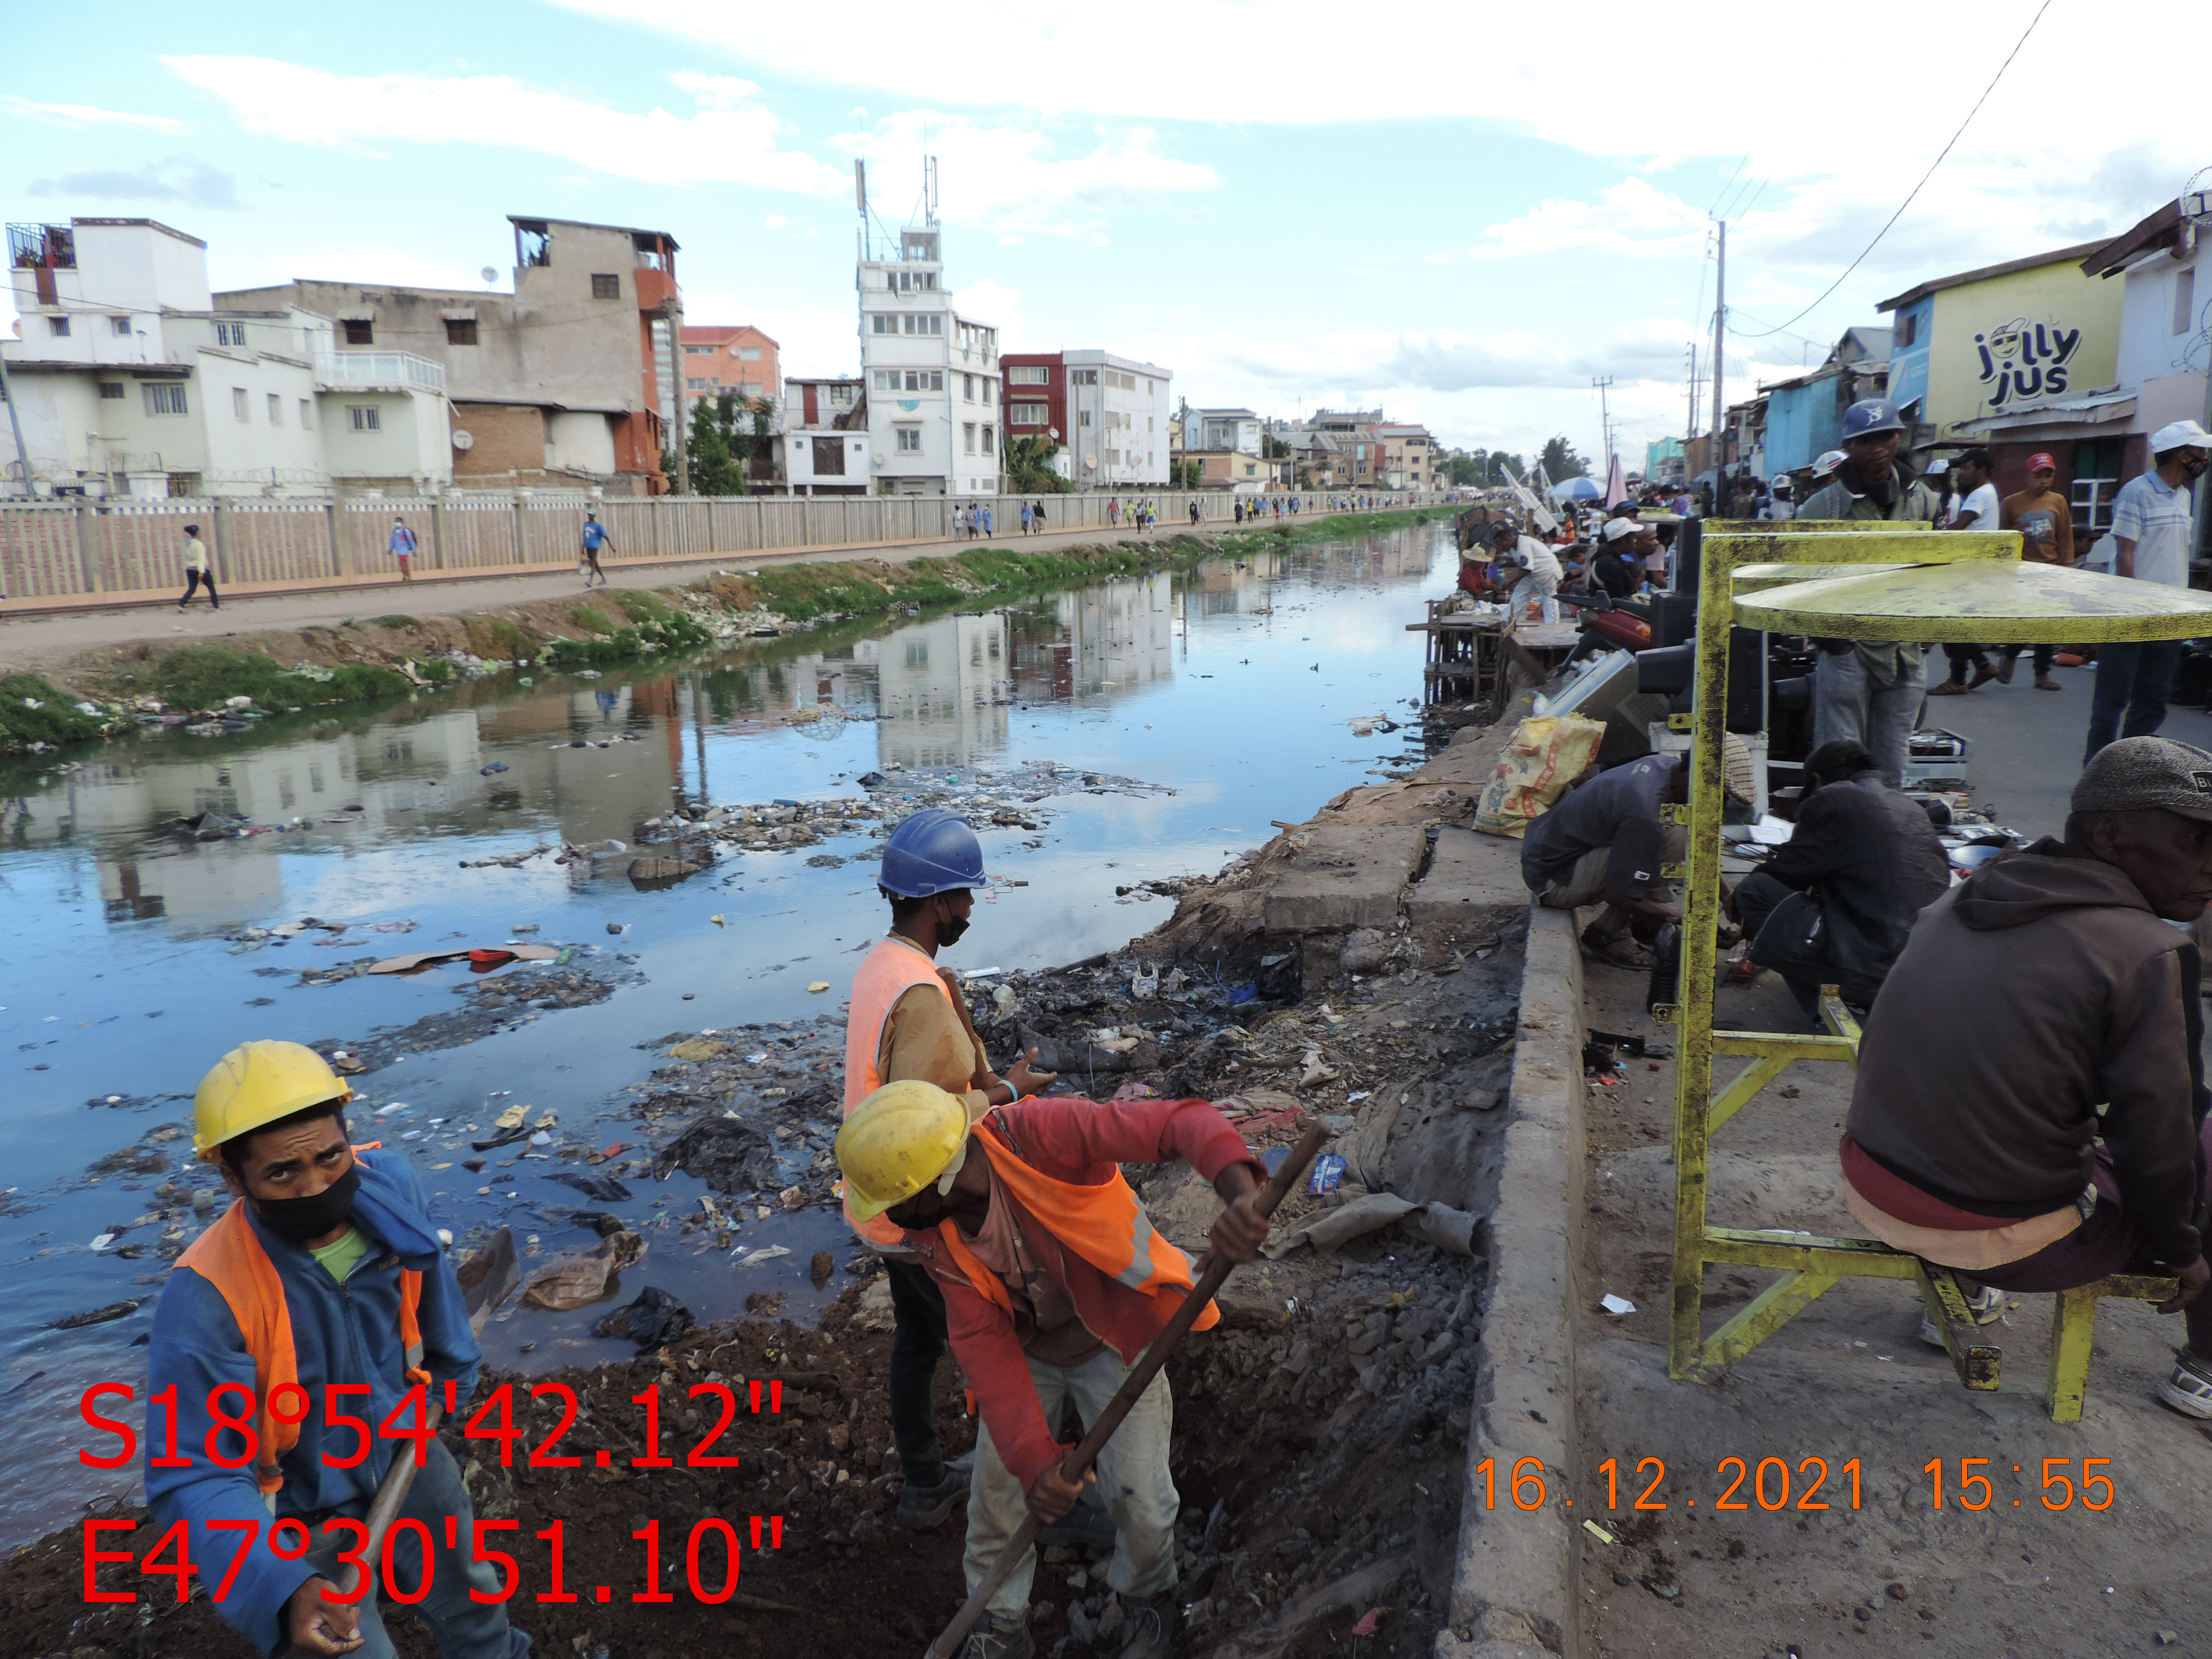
172;1151;425;1497
842;937;969;1248
933;1117;1218;1332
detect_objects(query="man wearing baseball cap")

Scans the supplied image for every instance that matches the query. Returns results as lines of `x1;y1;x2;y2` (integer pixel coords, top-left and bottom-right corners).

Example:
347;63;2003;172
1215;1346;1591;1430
1796;401;1945;786
1996;452;2075;690
1840;736;2212;1416
2086;421;2212;762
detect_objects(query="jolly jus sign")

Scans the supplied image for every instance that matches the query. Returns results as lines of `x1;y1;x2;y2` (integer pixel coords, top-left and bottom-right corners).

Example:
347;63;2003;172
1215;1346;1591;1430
1975;317;2085;407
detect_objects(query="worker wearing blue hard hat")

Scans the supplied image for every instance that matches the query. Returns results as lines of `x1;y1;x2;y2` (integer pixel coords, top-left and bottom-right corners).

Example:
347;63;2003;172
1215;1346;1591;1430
840;807;1059;1539
1795;399;1946;788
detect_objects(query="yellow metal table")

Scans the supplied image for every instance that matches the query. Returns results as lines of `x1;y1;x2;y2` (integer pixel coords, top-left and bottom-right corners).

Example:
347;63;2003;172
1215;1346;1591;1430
1662;522;2212;1417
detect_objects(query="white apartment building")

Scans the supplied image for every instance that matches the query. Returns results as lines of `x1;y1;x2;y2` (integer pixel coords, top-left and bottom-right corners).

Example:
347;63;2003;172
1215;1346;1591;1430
1061;351;1170;488
778;375;870;495
856;226;1000;497
4;218;450;498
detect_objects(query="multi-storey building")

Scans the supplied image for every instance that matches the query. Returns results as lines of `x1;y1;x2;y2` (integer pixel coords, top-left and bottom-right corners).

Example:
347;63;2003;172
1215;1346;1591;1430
778;376;870;495
1375;422;1434;490
857;225;1000;497
1001;350;1172;489
680;324;780;416
219;214;682;493
3;217;449;498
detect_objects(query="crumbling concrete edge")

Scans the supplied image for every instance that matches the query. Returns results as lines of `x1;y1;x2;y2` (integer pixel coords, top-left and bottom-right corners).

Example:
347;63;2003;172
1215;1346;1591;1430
1436;901;1585;1659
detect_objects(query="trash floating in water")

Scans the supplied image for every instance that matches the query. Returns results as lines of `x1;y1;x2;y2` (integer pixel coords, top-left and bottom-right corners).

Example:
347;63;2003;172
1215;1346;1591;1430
732;1244;792;1269
480;762;509;775
806;981;830;993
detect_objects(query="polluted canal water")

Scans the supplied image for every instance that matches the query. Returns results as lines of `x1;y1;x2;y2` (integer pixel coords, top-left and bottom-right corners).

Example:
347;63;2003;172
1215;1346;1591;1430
0;522;1457;1548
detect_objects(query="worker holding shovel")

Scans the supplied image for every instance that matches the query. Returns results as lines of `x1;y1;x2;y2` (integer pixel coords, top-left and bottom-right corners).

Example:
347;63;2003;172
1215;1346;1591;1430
144;1042;530;1659
839;1078;1273;1659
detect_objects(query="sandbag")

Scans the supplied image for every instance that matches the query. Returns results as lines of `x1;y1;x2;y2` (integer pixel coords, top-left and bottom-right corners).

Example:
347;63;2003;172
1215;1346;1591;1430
1472;714;1606;839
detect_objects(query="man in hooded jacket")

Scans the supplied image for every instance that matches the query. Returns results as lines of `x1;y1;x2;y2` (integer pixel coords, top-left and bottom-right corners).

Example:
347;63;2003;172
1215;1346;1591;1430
1839;737;2212;1415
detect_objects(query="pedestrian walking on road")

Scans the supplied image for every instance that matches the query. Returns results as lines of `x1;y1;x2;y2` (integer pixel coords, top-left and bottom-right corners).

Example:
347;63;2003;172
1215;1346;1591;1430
177;523;218;612
2085;420;2212;762
1795;400;1944;785
1021;501;1033;535
1998;451;2075;690
1032;499;1046;535
388;515;417;584
1189;499;1201;526
1930;448;2002;696
982;503;993;539
580;511;613;587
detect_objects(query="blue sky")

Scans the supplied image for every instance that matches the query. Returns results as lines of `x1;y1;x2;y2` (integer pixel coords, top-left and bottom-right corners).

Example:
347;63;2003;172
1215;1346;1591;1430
4;0;2189;469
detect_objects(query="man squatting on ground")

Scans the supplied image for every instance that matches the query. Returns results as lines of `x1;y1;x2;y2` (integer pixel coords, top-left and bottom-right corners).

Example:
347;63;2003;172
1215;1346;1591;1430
841;808;1061;1535
1727;738;1950;1025
838;1075;1269;1659
1840;738;2212;1414
146;1041;530;1658
1519;740;1754;970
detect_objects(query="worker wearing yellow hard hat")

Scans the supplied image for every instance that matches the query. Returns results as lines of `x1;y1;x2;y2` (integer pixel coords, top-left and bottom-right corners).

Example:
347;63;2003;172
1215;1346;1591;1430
838;1076;1272;1659
149;1041;530;1659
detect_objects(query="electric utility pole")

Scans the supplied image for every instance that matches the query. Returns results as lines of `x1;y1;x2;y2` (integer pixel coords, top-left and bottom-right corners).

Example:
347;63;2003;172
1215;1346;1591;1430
1711;220;1727;484
1591;375;1614;478
0;351;31;498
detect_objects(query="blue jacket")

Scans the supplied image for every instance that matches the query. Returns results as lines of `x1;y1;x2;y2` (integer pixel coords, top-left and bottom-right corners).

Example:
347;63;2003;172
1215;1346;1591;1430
145;1151;479;1654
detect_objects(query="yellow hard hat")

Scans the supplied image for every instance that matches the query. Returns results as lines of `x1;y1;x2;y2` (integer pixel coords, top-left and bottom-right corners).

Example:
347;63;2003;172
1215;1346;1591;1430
836;1079;983;1223
193;1040;352;1164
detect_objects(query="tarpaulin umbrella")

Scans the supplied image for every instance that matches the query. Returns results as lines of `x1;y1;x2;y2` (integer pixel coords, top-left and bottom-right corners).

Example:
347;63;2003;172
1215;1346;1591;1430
1604;455;1627;508
1547;476;1603;501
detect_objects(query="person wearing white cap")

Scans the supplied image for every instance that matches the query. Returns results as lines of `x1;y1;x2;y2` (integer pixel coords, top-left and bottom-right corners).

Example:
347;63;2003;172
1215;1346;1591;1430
2085;419;2212;764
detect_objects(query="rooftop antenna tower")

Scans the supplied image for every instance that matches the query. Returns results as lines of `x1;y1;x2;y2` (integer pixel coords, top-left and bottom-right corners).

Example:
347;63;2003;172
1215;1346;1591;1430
923;155;939;227
855;159;870;261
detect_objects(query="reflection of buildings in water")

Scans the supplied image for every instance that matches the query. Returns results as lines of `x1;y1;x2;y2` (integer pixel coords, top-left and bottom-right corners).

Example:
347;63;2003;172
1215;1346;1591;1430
1008;572;1178;706
99;844;286;927
869;612;1012;770
12;692;682;933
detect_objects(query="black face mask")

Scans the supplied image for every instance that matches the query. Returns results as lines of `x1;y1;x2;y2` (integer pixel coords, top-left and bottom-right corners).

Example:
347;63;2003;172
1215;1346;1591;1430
253;1164;361;1244
937;913;971;948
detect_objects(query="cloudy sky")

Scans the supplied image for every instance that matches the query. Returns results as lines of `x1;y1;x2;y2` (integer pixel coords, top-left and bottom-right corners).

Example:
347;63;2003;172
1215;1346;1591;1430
3;0;2194;469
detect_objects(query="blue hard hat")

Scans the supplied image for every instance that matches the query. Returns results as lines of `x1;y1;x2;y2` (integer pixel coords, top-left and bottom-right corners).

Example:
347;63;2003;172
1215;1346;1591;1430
1840;398;1907;440
880;808;986;898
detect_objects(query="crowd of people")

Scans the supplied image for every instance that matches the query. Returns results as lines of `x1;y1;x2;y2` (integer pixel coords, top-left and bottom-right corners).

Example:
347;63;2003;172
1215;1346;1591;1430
1501;397;2212;1428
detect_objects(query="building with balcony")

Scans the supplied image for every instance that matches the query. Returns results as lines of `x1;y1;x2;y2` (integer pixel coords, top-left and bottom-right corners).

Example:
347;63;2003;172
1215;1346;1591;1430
4;217;450;497
1000;350;1171;488
778;376;870;496
858;224;1001;497
217;214;681;493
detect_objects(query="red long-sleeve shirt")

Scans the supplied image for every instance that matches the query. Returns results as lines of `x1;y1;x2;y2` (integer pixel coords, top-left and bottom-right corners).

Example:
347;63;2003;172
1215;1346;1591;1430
902;1095;1263;1492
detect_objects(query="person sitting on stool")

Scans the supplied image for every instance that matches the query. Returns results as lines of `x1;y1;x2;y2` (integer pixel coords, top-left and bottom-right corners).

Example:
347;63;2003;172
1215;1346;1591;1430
1727;739;1951;1025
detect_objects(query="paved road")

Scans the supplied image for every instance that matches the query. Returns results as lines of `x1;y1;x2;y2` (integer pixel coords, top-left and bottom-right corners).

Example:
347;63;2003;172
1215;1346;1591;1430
1913;653;2212;836
0;514;1234;674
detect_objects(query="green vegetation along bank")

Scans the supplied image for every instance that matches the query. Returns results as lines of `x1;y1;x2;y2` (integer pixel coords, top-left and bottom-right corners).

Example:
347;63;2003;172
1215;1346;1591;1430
4;511;1448;754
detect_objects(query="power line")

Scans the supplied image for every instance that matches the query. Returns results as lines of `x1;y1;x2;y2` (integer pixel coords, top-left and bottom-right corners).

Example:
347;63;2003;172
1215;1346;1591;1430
1735;0;2053;340
1705;155;1748;218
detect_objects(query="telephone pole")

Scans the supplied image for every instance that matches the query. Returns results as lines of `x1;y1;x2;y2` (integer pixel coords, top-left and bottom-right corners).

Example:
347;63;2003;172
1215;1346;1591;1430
662;296;691;496
1711;220;1727;485
1591;375;1614;477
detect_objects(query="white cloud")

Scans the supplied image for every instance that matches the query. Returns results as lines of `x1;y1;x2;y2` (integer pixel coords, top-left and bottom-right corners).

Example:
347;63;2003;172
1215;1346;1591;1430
956;278;1027;346
0;95;184;134
839;111;1218;239
1457;178;1706;262
27;155;239;210
763;214;788;229
161;56;850;196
